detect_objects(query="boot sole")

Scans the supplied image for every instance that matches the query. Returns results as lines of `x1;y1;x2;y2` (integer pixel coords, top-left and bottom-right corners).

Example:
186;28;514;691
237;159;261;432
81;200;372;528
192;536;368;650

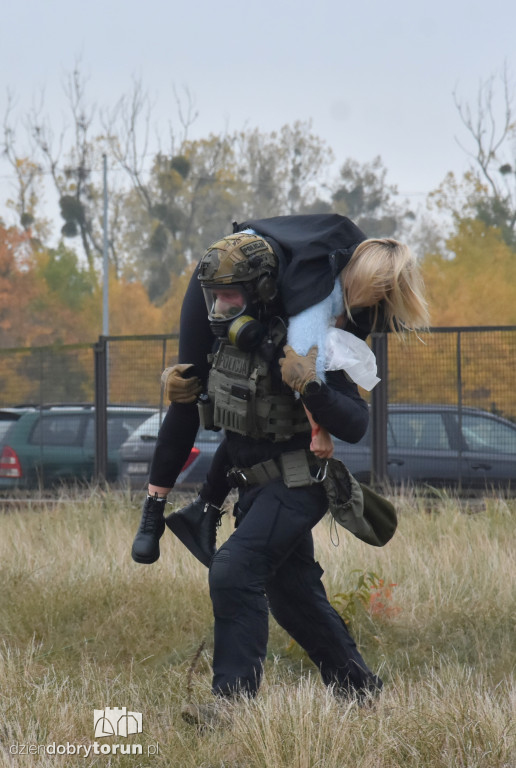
165;515;212;568
131;548;160;564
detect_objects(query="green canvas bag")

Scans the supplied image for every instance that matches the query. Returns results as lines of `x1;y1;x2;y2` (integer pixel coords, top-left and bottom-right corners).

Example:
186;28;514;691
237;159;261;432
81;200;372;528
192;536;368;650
322;458;397;547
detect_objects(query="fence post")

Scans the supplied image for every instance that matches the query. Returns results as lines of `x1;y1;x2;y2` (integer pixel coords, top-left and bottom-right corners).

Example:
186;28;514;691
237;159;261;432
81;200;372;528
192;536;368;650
456;330;463;492
371;332;388;488
94;336;108;485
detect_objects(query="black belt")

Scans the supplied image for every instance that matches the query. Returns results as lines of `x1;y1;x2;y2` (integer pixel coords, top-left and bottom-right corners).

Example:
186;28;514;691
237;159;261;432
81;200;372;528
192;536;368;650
227;449;327;489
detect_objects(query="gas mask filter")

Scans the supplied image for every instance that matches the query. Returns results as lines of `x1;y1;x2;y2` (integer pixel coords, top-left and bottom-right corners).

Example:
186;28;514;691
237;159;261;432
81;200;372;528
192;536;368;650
227;315;265;351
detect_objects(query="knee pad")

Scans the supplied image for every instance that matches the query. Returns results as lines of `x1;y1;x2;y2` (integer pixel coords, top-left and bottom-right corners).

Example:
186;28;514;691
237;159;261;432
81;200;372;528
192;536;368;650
209;546;268;618
209;547;243;618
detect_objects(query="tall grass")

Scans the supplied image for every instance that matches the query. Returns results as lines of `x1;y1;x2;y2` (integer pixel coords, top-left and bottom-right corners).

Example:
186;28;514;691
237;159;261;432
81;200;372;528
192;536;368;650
0;490;514;767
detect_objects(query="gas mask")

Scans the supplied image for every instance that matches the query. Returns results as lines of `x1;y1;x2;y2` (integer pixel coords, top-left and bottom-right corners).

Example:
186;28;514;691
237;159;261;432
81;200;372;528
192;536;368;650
201;283;266;351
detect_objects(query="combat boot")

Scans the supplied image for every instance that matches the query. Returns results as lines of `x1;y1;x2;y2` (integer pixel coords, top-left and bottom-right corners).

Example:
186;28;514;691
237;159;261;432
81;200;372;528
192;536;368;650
131;494;167;564
165;496;223;567
181;698;233;730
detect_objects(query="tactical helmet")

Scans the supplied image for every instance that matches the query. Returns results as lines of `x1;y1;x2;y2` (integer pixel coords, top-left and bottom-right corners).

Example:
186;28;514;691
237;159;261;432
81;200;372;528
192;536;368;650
198;232;277;289
198;233;278;333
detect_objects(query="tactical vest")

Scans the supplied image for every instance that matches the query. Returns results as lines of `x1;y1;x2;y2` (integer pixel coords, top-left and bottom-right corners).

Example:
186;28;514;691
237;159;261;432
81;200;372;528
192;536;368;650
199;328;310;442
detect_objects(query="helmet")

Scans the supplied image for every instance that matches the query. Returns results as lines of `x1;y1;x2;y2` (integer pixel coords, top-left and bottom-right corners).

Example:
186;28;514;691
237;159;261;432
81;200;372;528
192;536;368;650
198;233;278;344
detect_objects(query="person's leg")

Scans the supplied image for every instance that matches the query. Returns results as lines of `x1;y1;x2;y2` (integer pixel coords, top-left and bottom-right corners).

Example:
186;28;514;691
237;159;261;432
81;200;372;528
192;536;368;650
208;479;328;697
266;537;382;697
165;439;230;567
132;263;214;564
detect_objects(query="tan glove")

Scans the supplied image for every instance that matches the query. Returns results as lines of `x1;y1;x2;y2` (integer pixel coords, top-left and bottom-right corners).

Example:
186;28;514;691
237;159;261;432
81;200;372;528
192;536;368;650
161;364;203;403
279;345;318;395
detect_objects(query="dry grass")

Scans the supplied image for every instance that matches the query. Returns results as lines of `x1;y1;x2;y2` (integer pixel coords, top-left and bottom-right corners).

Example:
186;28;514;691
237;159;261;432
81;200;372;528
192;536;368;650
0;488;514;767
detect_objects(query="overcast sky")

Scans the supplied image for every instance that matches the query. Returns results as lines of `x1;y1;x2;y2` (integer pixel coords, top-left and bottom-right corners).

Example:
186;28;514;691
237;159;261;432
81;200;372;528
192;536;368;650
1;0;515;232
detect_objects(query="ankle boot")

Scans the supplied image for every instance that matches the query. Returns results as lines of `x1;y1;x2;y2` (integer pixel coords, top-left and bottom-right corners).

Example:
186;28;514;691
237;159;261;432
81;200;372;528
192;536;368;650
165;496;223;567
131;494;167;564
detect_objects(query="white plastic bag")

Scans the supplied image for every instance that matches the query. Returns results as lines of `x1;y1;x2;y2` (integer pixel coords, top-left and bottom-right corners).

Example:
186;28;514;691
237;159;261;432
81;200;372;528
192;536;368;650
324;327;380;391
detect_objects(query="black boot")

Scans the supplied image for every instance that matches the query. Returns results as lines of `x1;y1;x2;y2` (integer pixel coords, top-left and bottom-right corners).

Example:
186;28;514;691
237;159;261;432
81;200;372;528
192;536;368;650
165;496;223;567
131;494;167;564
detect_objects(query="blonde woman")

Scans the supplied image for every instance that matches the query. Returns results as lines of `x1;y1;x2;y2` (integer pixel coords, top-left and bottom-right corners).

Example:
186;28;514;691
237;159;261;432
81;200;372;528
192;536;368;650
283;237;429;456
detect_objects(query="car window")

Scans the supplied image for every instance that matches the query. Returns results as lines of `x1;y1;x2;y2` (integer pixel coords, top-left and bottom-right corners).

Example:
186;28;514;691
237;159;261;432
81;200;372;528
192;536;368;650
83;414;154;449
128;412;164;440
30;414;85;446
459;414;516;454
109;416;152;448
389;412;451;450
0;420;18;443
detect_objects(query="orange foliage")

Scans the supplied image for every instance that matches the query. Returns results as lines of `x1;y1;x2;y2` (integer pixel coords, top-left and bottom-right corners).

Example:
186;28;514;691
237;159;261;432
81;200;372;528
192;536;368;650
368;580;401;619
157;263;197;333
0;226;40;347
422;219;516;326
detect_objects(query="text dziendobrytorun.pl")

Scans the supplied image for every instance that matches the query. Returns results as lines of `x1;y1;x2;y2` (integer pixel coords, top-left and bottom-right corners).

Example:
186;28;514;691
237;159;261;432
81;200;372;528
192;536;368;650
9;742;159;757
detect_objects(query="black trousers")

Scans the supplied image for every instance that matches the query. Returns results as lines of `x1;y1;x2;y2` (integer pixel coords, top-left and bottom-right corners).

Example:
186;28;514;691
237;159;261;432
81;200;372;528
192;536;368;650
208;478;382;697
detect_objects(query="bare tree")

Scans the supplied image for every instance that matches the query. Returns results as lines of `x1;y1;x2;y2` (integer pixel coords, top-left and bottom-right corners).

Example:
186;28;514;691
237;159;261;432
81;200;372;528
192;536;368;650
27;67;122;275
453;64;516;242
2;91;49;238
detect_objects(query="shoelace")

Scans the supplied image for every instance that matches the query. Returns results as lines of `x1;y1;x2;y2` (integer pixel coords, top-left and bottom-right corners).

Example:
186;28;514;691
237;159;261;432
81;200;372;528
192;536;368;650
141;512;164;533
141;499;166;533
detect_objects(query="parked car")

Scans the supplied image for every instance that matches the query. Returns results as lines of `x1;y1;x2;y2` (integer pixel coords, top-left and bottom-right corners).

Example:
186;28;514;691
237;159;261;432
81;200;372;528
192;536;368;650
333;404;516;490
119;403;516;494
0;407;34;443
120;412;223;490
0;405;157;490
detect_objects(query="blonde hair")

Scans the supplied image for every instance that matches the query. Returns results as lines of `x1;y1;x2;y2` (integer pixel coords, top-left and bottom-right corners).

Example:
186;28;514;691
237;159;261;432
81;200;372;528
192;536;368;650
340;238;429;333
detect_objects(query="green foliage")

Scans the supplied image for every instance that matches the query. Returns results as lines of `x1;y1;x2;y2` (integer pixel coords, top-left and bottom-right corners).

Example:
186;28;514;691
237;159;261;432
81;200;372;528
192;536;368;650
170;154;191;178
331;568;384;625
471;194;516;249
36;243;96;308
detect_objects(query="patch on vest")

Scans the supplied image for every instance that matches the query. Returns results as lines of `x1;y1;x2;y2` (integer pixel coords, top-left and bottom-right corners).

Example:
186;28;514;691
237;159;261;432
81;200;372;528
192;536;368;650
218;348;251;377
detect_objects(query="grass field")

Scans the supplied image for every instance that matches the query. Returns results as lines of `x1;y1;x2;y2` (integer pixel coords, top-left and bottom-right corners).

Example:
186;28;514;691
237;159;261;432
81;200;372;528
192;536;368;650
0;489;514;767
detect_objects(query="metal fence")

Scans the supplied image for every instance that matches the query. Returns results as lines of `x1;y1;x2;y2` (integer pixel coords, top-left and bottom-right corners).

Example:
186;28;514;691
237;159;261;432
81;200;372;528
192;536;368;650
1;327;515;489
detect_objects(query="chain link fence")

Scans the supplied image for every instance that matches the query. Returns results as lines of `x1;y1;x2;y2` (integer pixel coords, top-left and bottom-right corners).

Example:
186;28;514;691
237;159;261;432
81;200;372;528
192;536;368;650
1;327;515;491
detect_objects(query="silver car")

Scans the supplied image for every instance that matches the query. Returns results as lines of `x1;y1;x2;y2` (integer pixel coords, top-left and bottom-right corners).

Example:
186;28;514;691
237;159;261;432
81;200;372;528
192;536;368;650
119;412;223;490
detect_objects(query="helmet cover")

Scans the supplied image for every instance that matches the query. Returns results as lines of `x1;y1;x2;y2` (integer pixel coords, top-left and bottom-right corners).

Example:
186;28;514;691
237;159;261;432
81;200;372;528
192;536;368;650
198;233;277;286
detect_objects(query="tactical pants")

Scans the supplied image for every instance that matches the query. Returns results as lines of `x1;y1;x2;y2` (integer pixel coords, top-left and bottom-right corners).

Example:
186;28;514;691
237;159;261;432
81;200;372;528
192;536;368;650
208;478;382;698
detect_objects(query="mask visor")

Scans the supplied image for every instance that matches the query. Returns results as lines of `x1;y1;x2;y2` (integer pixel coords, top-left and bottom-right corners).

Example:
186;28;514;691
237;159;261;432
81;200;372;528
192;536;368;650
202;284;248;322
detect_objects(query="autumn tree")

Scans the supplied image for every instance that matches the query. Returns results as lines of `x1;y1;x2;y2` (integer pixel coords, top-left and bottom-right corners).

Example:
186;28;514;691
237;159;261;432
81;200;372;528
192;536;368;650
0;225;37;347
422;218;516;326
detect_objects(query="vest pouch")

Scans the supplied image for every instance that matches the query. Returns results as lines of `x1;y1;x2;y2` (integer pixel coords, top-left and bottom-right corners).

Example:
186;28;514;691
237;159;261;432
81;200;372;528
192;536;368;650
209;368;257;436
279;449;314;488
198;394;215;430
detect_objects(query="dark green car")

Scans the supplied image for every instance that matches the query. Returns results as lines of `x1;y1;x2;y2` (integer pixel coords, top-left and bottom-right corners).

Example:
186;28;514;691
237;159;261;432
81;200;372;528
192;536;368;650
0;405;157;490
